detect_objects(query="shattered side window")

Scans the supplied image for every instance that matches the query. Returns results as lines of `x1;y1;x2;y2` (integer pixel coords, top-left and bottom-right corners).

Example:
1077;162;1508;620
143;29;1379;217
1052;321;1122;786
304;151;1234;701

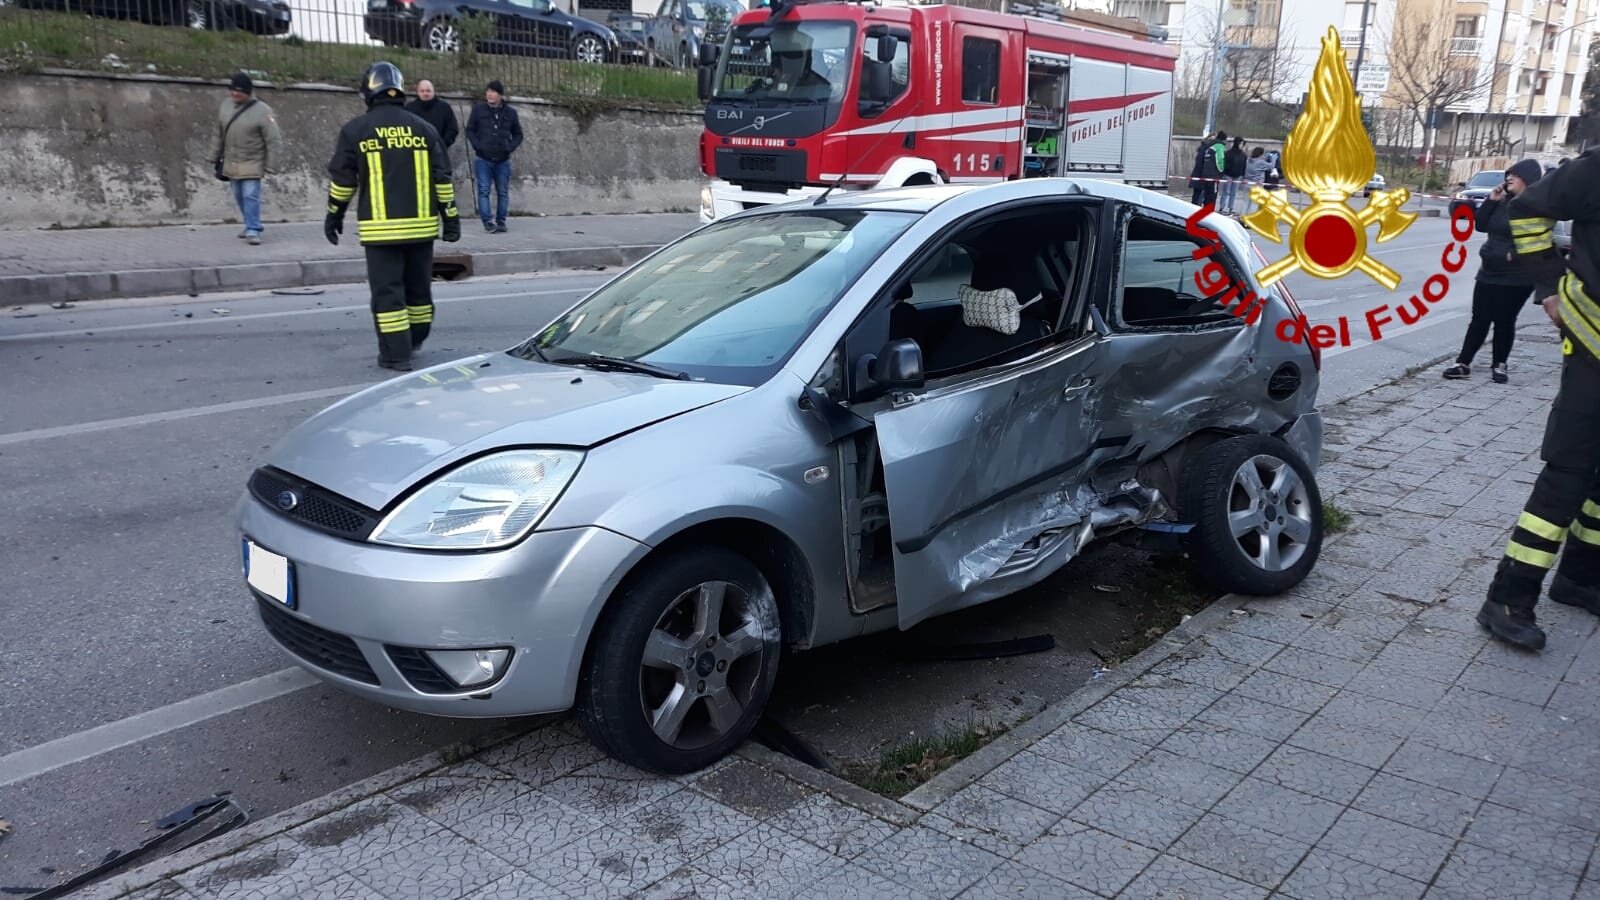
1115;216;1243;329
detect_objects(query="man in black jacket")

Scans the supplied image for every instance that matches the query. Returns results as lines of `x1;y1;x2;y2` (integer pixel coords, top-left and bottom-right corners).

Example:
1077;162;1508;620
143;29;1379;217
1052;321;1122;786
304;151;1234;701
1473;149;1600;650
1221;136;1247;215
324;61;461;372
405;80;459;149
465;80;523;234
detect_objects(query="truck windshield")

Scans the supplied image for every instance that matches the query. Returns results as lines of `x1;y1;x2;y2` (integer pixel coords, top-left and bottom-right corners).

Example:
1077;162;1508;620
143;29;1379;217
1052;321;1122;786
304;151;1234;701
712;21;856;103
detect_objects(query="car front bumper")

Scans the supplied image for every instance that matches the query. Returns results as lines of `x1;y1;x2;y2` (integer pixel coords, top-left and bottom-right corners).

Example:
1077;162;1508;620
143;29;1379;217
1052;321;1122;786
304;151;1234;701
237;494;648;717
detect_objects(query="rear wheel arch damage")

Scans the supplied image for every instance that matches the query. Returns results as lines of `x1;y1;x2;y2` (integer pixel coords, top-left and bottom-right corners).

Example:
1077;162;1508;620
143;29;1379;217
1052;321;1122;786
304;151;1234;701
572;518;815;772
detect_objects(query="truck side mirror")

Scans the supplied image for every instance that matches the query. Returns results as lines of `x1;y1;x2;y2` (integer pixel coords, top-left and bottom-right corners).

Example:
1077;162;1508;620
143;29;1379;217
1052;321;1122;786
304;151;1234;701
862;59;892;104
867;338;924;390
699;41;719;67
697;65;715;101
876;33;897;62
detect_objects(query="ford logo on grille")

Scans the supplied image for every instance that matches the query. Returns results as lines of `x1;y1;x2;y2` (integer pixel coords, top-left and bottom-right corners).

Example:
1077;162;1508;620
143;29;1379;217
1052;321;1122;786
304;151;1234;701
276;490;301;511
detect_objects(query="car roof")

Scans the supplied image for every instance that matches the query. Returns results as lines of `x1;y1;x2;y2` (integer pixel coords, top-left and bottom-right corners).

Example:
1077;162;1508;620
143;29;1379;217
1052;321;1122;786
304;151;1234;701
731;178;1201;219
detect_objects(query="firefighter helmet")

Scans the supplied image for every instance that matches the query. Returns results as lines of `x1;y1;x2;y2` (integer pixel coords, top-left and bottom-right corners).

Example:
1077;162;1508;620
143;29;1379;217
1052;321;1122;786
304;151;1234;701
361;61;405;104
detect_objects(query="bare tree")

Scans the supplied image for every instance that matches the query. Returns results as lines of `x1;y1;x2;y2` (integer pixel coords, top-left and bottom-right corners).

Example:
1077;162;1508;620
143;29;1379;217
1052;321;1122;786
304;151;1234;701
1221;15;1309;110
1382;0;1494;149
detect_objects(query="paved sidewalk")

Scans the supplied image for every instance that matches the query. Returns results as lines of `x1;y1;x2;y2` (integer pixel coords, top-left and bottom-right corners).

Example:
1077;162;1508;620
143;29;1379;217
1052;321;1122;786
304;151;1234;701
2;214;700;306
79;334;1600;900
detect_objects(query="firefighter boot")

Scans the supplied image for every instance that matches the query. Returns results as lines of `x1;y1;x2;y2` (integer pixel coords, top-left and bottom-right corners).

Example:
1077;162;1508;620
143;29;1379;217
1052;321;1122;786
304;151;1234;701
1551;531;1600;617
1477;558;1547;651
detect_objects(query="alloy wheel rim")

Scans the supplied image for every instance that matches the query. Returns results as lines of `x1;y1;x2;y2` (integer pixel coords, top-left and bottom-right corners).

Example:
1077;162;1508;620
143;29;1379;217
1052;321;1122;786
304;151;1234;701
1226;453;1312;572
186;0;206;28
638;580;771;750
577;36;604;63
429;24;458;52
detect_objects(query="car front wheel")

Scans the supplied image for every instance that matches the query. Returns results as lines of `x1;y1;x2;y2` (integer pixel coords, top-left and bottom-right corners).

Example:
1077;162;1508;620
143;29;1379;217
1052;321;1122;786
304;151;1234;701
1181;434;1322;596
572;33;606;63
425;20;458;52
576;547;782;774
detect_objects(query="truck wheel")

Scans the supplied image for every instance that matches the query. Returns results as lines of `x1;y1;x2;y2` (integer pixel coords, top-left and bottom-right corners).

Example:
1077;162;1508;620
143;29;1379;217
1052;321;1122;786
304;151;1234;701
1180;434;1322;596
576;547;782;774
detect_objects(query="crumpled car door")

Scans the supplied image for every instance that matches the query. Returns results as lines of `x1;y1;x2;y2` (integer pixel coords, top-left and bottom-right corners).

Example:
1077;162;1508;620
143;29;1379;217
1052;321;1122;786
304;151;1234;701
873;337;1126;629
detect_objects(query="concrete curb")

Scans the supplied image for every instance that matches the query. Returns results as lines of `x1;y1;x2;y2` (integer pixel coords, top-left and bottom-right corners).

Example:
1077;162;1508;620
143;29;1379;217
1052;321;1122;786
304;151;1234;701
3;244;662;307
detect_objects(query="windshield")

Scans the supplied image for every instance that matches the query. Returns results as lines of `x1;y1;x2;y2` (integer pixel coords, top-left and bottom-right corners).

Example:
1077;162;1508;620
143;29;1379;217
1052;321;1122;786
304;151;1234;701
1468;171;1504;188
687;0;739;20
511;210;916;386
711;21;856;103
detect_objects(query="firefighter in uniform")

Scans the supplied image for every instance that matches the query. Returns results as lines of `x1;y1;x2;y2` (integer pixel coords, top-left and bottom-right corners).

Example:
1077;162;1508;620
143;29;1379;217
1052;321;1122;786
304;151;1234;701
324;61;461;371
1476;148;1600;650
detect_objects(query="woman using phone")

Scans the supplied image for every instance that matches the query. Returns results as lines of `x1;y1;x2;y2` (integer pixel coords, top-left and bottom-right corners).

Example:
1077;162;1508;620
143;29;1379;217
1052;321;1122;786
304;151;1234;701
1442;158;1545;384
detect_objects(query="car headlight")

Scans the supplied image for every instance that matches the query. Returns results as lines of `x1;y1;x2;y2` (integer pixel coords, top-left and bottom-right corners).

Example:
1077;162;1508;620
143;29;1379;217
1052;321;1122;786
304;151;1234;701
370;449;583;550
1453;192;1466;200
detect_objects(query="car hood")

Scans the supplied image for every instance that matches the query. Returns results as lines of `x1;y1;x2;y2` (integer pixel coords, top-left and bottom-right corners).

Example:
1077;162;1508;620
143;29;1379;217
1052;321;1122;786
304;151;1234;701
265;353;747;511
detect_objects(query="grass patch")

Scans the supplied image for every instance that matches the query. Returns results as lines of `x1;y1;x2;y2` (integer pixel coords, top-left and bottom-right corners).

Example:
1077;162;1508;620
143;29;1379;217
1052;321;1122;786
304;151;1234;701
841;720;1006;797
0;7;698;109
1100;564;1210;666
1323;499;1352;535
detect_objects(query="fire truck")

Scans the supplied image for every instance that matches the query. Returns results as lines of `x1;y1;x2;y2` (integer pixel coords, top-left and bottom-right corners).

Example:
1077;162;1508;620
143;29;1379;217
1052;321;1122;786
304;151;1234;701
693;0;1178;223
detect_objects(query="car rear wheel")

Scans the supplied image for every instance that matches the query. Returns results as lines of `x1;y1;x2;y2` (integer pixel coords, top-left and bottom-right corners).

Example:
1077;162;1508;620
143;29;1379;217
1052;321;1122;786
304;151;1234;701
1181;434;1322;596
425;20;458;53
576;547;781;774
184;0;209;28
572;33;606;63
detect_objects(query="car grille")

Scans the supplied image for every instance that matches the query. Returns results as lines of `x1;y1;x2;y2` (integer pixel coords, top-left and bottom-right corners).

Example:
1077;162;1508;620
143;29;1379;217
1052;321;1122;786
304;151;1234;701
257;597;380;685
385;646;458;694
249;467;378;540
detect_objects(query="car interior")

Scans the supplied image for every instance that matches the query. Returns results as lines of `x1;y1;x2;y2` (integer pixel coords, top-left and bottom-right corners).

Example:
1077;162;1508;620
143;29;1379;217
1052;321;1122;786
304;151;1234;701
887;209;1089;375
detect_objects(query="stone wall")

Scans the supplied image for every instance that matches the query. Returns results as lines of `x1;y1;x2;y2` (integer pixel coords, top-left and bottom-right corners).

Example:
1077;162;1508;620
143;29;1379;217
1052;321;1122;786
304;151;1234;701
0;71;704;230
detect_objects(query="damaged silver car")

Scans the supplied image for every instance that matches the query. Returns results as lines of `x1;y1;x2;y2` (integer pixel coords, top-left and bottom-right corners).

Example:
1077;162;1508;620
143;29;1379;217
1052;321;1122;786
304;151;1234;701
237;179;1326;773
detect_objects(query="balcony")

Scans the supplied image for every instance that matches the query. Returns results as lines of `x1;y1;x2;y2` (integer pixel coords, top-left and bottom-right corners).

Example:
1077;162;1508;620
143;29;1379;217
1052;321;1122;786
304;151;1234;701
1451;36;1482;55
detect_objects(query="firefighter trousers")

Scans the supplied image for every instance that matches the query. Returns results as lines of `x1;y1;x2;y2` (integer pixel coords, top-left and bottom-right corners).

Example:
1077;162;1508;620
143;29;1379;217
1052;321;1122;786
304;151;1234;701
1488;343;1600;609
365;241;434;364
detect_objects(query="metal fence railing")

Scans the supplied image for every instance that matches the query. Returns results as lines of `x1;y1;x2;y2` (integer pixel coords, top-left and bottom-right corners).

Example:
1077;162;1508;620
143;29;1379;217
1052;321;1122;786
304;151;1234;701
0;0;701;107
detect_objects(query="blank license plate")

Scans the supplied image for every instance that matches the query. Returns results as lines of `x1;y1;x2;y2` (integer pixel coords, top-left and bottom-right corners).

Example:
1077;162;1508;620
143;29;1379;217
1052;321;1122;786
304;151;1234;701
244;539;296;609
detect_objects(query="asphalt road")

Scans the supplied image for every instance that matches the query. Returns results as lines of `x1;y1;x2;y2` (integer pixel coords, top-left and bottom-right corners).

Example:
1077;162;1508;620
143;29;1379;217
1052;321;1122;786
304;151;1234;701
0;212;1538;890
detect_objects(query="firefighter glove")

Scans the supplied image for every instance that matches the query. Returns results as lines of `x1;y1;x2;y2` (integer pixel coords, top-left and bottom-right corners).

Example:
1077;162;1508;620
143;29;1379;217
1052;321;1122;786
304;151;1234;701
441;214;460;243
324;213;343;246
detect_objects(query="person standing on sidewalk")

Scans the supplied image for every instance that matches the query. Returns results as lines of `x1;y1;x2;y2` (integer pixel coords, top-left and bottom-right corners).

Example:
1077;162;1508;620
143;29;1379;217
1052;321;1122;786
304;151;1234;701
405;80;459;149
1441;159;1544;384
1220;136;1247;215
324;61;461;372
1242;146;1271;215
211;72;283;246
1473;148;1600;651
465;80;522;234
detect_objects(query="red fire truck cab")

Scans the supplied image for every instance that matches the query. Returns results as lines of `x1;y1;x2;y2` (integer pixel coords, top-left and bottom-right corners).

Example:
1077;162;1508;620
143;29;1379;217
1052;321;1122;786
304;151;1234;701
694;0;1178;222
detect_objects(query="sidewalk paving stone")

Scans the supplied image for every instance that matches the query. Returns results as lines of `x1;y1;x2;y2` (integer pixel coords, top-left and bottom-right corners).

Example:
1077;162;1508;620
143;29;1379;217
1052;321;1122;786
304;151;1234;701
83;344;1600;900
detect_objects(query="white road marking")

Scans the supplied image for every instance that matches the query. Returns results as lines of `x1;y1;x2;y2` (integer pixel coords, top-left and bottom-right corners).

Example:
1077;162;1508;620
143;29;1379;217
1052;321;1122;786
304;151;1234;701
0;285;593;343
1322;309;1469;359
0;667;318;788
0;384;372;446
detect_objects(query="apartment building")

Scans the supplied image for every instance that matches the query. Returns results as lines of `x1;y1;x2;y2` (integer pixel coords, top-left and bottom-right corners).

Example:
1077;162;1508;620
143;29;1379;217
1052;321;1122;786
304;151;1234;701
1112;0;1594;150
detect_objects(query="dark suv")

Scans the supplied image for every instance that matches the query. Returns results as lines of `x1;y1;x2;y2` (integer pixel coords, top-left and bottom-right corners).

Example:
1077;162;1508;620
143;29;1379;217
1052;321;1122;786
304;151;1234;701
366;0;620;63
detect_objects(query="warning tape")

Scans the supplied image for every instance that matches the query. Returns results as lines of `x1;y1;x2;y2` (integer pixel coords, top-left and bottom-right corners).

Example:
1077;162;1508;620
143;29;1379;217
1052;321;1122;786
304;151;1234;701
1178;173;1474;204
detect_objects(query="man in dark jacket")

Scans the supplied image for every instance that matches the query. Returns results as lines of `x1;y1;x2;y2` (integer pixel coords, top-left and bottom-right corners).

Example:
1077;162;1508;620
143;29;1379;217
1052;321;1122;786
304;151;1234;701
1221;136;1247;215
1190;131;1226;208
1441;158;1543;384
405;79;459;149
1471;148;1600;650
465;80;523;233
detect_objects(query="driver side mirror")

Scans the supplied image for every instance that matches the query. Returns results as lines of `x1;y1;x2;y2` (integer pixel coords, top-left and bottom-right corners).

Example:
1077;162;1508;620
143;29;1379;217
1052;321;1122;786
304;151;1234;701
861;59;893;105
876;32;897;62
699;41;719;66
863;338;924;391
697;65;715;101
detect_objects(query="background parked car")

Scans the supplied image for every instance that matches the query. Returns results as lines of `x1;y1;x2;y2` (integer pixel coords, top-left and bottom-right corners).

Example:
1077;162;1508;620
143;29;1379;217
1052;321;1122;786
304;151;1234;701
1448;169;1505;219
644;0;740;67
1363;173;1384;198
605;11;652;65
18;0;290;33
366;0;619;63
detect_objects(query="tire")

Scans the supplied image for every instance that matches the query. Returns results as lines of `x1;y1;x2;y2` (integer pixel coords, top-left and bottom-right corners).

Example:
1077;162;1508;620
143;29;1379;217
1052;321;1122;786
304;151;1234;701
576;547;782;774
572;33;606;64
424;20;458;53
1180;434;1322;596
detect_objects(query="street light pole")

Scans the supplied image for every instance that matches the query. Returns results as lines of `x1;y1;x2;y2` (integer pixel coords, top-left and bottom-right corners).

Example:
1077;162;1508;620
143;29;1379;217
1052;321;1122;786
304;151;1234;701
1351;0;1372;89
1203;0;1226;136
